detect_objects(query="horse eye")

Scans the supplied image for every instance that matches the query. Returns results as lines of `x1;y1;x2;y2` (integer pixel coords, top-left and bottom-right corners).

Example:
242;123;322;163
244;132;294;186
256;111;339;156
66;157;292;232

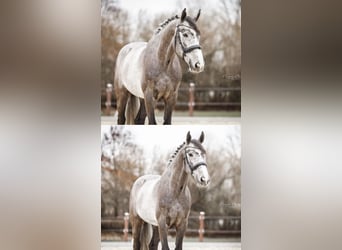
183;33;188;38
188;153;193;157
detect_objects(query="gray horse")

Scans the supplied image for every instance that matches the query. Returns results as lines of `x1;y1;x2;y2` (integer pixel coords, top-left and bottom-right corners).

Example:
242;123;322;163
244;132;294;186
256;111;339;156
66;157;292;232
129;131;210;250
114;8;204;125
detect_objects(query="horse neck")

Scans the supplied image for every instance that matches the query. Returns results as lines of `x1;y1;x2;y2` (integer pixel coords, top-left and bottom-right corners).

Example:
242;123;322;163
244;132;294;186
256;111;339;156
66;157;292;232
167;145;189;196
156;21;178;67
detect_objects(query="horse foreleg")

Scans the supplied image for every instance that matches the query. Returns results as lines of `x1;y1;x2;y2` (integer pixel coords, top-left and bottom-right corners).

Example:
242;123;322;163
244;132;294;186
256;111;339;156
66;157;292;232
163;95;176;125
158;216;170;250
144;88;157;125
175;221;187;250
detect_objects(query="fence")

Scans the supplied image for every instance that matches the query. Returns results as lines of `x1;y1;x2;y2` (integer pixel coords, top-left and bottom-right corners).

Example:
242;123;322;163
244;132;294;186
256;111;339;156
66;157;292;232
101;83;241;115
101;211;241;241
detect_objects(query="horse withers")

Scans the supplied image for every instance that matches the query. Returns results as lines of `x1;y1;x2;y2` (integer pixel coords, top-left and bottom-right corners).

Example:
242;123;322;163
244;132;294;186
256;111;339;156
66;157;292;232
114;8;204;125
129;131;210;250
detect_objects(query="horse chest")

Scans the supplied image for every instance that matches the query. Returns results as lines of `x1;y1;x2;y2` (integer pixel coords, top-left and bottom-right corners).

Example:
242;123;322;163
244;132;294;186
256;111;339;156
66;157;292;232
166;204;188;229
152;77;180;101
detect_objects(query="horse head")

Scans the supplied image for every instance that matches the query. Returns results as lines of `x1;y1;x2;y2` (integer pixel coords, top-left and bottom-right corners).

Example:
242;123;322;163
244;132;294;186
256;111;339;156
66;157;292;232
184;131;210;187
175;8;205;73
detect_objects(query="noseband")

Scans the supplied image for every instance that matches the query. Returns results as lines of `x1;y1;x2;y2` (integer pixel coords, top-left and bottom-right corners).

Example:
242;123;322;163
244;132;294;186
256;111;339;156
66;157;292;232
175;24;202;59
183;146;207;174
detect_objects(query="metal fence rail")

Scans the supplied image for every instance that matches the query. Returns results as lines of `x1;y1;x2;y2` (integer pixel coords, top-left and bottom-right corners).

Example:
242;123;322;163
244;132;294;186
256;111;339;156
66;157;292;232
101;212;241;241
101;84;241;115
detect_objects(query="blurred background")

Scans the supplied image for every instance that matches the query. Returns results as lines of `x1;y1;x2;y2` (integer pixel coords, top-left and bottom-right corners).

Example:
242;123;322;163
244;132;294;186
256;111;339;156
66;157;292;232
101;126;241;242
2;0;342;250
101;0;241;118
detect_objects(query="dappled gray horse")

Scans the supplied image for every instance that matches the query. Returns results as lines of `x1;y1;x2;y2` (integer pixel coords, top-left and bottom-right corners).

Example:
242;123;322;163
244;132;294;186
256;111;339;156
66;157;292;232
129;131;210;250
114;8;204;125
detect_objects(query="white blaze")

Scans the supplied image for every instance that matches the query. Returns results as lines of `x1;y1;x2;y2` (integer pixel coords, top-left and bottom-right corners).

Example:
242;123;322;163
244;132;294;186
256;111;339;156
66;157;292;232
193;165;210;186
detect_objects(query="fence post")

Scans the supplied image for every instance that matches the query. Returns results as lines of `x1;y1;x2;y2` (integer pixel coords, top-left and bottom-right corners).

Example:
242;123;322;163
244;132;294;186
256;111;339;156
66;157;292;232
123;212;129;241
105;83;113;115
198;211;205;242
188;82;195;116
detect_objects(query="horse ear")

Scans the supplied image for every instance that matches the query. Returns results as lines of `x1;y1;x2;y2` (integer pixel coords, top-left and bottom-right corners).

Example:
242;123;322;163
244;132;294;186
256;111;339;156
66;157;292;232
194;9;201;22
199;131;204;143
186;131;191;144
181;8;187;22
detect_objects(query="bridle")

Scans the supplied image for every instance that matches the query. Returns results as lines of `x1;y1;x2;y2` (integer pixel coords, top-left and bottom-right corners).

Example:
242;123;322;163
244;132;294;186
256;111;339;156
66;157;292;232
175;24;202;59
183;146;207;174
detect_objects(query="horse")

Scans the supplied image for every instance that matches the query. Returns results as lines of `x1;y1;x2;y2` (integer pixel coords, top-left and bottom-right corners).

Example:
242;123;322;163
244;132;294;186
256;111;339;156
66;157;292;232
114;8;204;125
129;131;210;250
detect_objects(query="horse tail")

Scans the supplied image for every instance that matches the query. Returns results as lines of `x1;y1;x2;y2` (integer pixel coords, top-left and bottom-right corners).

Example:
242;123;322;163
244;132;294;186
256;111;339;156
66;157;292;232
140;222;153;250
125;94;140;124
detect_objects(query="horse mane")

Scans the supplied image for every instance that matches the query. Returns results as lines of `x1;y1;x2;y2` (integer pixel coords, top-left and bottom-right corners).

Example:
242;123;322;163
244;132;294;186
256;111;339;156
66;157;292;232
154;14;179;35
154;14;201;36
167;141;186;166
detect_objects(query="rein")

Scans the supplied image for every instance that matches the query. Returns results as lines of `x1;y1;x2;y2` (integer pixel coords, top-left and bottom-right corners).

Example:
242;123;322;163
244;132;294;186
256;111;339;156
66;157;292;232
175;24;202;59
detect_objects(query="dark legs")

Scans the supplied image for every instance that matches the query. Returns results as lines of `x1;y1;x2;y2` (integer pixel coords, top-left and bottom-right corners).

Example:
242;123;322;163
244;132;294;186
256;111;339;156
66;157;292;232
116;88;129;125
175;221;187;250
163;95;176;125
149;226;160;250
144;88;157;125
143;86;178;125
134;98;147;124
157;219;186;250
132;216;143;250
158;216;170;250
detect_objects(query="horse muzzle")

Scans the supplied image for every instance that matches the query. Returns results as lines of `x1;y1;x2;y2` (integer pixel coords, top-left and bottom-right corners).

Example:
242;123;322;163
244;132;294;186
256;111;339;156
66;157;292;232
199;175;210;186
191;164;210;187
189;59;204;73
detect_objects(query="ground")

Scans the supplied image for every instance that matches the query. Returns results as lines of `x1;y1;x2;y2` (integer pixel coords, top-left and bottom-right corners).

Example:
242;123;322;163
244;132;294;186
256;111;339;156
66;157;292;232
101;110;241;125
101;241;241;250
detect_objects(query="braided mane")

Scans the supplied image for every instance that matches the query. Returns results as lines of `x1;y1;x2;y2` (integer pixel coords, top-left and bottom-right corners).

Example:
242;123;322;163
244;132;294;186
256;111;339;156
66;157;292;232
167;142;185;166
155;15;179;34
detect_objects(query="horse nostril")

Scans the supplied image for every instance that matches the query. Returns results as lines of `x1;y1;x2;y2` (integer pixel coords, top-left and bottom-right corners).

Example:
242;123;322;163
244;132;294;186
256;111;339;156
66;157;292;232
200;177;206;183
195;62;200;69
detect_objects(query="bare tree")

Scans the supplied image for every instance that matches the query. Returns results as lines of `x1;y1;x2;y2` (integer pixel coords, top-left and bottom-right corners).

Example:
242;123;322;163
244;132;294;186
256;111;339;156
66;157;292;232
101;0;131;94
191;131;241;216
101;126;144;217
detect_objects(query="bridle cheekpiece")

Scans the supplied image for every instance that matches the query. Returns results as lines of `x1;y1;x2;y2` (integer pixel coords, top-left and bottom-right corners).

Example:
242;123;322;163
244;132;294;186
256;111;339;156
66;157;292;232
175;24;202;59
183;146;207;174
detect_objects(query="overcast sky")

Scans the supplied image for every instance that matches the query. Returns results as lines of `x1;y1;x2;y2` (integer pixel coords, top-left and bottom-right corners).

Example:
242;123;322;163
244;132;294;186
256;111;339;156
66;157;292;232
117;0;239;23
118;0;177;15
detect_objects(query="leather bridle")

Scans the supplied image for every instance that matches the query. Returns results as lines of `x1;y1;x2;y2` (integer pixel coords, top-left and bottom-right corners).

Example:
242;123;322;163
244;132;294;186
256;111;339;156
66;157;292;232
183;146;207;174
175;24;202;59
